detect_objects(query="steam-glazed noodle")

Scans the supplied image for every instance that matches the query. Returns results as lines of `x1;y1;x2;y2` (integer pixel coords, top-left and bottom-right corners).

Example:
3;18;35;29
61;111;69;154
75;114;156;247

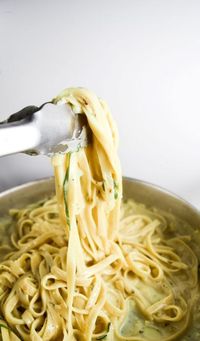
0;88;199;340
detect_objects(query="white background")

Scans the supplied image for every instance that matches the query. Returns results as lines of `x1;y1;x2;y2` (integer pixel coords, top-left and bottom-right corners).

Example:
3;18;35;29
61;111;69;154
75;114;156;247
0;0;200;208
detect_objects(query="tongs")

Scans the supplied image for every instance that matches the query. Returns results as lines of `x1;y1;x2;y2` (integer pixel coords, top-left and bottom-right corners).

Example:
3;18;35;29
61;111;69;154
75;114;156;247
0;102;91;157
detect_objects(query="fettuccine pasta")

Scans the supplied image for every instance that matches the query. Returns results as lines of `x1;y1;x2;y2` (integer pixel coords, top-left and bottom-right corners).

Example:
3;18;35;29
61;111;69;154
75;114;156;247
0;88;199;341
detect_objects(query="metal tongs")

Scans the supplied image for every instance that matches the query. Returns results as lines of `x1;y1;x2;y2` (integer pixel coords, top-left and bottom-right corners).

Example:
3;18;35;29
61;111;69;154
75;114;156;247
0;102;91;157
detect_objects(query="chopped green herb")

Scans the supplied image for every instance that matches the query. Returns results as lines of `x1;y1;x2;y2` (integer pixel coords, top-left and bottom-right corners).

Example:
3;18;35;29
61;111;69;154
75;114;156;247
113;180;119;200
76;143;81;152
63;154;71;228
96;323;111;340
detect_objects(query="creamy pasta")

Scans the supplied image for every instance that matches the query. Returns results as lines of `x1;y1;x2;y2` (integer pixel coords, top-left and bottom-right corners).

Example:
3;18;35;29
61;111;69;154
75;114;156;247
0;88;199;341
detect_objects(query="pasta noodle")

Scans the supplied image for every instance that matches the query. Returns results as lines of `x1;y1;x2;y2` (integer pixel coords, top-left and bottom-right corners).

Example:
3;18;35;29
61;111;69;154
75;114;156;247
0;88;199;341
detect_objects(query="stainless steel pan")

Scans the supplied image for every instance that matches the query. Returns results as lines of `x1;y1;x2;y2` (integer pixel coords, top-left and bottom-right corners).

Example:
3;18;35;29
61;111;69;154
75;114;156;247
0;177;200;227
